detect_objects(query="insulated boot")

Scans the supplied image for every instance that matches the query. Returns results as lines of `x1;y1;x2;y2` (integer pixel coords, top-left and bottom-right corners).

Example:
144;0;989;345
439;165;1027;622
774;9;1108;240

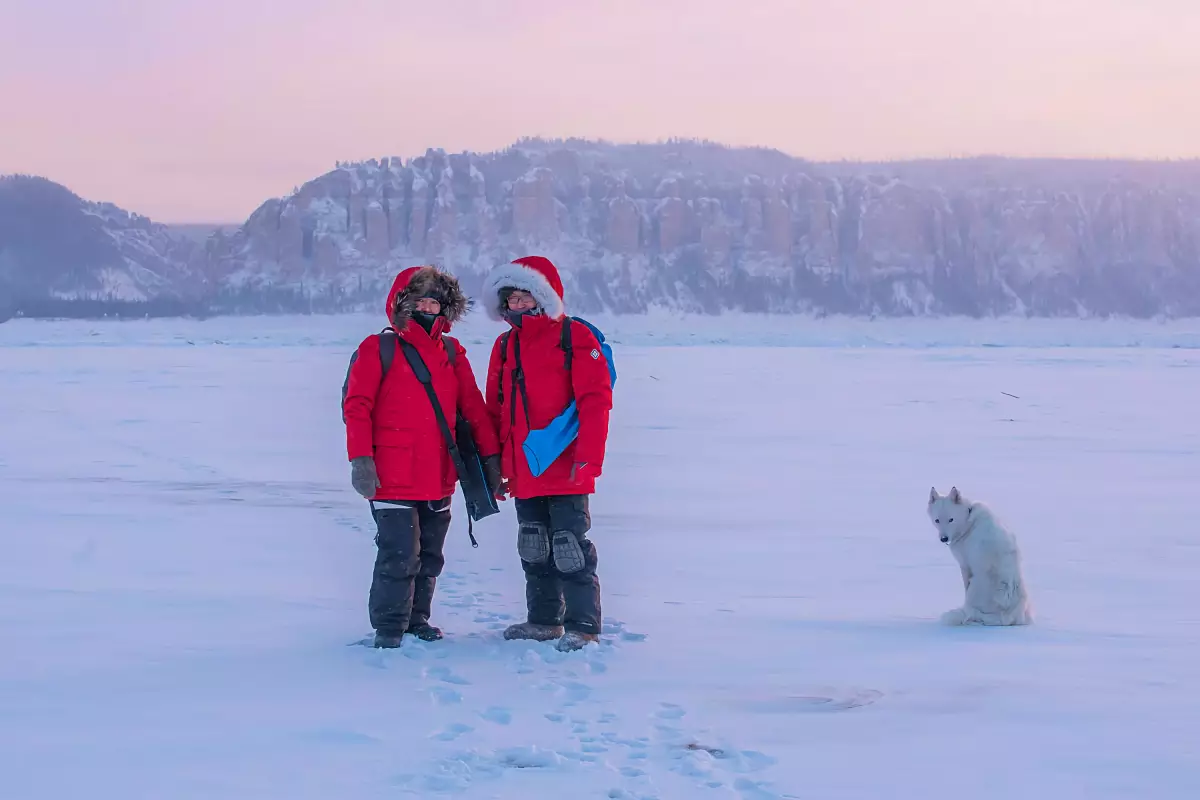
373;632;404;649
407;622;443;642
503;622;565;642
556;631;600;652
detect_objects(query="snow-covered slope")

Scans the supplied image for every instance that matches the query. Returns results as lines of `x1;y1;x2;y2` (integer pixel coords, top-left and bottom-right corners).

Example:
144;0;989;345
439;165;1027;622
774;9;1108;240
0;175;204;313
205;140;1200;317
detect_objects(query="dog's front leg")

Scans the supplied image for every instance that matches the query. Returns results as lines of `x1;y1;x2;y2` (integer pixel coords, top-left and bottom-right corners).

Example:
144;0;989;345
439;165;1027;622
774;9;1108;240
960;565;972;591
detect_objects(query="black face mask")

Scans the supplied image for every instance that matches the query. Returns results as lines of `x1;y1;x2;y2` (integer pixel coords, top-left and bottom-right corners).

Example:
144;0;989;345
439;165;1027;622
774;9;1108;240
409;292;446;333
412;310;439;333
504;308;535;328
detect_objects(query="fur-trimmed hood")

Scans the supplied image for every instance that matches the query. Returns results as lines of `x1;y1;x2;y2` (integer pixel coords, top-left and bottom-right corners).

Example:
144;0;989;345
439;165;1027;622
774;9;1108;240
386;265;469;328
482;255;566;322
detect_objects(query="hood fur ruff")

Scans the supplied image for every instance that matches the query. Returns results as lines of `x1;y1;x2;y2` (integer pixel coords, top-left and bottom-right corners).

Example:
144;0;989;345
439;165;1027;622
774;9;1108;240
482;258;566;322
389;266;469;327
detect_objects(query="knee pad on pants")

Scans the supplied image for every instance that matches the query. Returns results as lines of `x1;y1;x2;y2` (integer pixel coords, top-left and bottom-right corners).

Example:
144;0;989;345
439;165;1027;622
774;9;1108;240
552;530;587;574
517;521;550;564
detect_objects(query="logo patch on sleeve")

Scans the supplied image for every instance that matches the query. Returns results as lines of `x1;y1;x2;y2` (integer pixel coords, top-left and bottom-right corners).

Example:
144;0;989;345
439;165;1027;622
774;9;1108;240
590;349;600;359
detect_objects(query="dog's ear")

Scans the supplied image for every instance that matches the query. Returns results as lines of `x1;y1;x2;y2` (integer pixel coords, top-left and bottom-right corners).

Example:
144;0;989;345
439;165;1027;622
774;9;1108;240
949;486;962;504
929;487;939;504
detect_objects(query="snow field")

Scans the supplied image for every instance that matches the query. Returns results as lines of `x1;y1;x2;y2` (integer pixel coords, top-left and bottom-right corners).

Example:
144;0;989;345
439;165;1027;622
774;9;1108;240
1;316;1198;799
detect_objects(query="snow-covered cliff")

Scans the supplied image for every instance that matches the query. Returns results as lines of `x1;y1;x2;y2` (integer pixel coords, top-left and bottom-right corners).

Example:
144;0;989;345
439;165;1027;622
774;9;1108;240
5;140;1199;319
0;175;205;313
203;139;1200;317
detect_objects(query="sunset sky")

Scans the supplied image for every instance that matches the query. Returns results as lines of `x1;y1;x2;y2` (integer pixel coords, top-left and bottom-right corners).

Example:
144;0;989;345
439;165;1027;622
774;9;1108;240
2;0;1198;223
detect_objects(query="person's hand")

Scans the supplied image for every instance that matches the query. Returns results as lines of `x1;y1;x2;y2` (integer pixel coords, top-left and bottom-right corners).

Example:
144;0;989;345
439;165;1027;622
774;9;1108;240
482;454;508;500
350;456;380;498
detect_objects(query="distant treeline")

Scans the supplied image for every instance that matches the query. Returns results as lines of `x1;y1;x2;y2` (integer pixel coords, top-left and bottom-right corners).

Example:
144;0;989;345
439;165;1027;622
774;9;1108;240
0;289;377;323
0;297;213;323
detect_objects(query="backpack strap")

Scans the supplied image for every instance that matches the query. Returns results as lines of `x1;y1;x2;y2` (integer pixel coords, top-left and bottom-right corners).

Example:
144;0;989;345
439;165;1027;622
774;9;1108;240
443;335;458;367
378;327;397;376
560;317;573;371
511;332;531;429
496;330;511;405
560;318;578;403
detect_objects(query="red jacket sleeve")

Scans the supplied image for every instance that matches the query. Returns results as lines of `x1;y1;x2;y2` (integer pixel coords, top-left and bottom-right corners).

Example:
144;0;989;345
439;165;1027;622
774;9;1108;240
343;335;382;460
452;338;501;458
484;335;504;432
567;322;613;471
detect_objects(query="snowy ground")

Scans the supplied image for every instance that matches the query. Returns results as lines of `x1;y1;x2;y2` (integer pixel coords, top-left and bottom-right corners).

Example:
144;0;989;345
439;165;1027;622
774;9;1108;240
2;314;1199;799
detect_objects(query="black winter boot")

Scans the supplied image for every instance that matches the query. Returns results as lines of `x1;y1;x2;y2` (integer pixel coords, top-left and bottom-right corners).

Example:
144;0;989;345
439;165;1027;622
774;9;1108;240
503;622;565;641
407;622;443;642
373;632;404;648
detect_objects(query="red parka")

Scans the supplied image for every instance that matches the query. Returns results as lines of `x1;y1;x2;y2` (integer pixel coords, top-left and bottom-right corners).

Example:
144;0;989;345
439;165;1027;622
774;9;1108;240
482;256;613;499
343;266;500;502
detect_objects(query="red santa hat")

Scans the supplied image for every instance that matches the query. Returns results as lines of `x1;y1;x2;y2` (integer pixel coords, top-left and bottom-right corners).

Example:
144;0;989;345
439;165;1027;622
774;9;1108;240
482;255;566;321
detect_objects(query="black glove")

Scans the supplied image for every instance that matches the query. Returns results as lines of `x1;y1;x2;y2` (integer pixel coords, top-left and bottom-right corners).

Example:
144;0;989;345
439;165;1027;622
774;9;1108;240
350;456;380;498
482;454;507;499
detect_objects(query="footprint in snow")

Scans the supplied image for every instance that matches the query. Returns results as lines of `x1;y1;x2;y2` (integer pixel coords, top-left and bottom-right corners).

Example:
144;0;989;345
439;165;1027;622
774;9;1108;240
733;777;787;800
479;706;513;725
406;744;563;792
558;680;593;706
431;722;474;742
738;688;882;714
428;686;462;706
655;703;686;720
602;617;648;642
425;664;471;685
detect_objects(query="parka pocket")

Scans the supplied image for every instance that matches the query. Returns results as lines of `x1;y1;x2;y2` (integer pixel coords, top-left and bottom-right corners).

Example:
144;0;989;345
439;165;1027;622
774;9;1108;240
374;427;415;487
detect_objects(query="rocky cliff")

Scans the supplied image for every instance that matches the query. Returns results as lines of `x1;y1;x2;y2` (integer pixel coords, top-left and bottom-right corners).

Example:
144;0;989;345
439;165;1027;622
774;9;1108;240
203;139;1200;318
6;140;1200;319
0;175;206;317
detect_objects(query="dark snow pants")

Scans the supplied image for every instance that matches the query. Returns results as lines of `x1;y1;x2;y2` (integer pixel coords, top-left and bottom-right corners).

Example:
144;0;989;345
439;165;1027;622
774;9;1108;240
514;494;601;635
368;498;452;635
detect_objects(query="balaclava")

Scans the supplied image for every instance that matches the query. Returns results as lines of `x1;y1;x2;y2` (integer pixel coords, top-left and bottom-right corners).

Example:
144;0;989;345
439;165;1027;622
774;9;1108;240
499;286;543;328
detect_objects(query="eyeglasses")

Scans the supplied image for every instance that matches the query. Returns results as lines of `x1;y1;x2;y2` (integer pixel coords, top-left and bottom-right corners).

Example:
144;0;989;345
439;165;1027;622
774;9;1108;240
506;291;535;307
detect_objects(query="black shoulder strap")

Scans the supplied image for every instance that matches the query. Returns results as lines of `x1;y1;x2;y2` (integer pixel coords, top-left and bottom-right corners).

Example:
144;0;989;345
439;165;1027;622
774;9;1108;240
378;328;397;376
560;317;573;370
398;339;477;547
511;331;531;428
443;335;458;366
496;330;511;405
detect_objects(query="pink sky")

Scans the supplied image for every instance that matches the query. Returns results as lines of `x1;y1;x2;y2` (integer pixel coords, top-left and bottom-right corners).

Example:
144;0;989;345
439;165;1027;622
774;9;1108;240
2;0;1198;223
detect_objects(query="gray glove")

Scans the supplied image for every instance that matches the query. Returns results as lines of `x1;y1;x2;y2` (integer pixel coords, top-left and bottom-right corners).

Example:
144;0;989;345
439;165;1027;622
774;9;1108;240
350;456;380;498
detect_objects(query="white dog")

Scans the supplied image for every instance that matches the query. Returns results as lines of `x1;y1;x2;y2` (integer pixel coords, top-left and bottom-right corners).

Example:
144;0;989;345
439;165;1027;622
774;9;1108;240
927;486;1032;626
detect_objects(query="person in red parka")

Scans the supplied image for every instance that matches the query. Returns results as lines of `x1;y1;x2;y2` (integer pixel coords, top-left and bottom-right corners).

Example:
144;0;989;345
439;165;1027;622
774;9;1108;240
343;265;502;648
482;255;614;652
